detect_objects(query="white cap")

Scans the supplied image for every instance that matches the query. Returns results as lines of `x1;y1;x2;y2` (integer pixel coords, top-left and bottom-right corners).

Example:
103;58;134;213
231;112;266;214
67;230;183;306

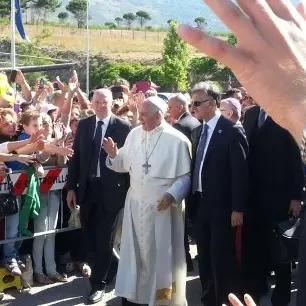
40;104;58;113
146;96;168;114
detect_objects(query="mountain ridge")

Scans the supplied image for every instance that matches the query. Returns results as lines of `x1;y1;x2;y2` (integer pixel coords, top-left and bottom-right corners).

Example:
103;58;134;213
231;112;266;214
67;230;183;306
59;0;299;32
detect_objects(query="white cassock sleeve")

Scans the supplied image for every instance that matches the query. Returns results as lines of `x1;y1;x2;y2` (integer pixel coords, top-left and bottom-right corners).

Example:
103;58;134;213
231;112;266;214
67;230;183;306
167;173;191;204
106;148;128;173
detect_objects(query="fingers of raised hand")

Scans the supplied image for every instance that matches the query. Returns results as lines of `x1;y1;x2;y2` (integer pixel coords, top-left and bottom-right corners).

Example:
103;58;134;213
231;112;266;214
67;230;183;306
177;25;247;70
244;294;257;306
137;92;145;103
103;138;115;150
131;84;137;94
107;137;115;145
228;293;244;306
204;0;260;43
297;1;306;20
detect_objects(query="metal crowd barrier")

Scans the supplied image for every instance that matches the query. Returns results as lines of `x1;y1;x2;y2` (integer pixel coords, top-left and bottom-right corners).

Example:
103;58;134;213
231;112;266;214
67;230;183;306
0;166;74;245
0;166;122;259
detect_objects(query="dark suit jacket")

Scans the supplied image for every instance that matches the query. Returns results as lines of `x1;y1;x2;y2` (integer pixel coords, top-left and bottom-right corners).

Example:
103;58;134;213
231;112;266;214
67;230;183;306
67;115;131;221
172;112;200;141
190;115;249;220
243;106;304;223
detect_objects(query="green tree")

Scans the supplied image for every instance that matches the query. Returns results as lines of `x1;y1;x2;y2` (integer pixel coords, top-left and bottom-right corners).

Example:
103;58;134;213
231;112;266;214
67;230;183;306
20;0;34;23
136;11;151;28
104;22;116;29
90;61;164;88
188;57;219;84
194;17;207;30
58;12;69;23
123;13;136;29
0;0;9;18
66;0;87;28
32;0;61;24
115;17;123;27
162;20;189;91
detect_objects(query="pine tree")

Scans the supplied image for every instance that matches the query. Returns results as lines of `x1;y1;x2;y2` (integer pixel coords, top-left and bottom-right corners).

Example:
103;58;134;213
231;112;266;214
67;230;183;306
136;11;151;28
162;20;189;91
66;0;87;28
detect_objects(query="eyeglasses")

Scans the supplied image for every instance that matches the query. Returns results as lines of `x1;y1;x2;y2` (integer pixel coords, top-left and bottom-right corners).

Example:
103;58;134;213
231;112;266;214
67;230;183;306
219;109;227;112
192;99;213;107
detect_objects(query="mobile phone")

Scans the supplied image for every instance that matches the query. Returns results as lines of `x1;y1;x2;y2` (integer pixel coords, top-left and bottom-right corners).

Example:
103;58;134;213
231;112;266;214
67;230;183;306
10;70;17;83
111;86;123;100
39;79;45;89
53;82;59;90
135;81;151;93
13;103;20;113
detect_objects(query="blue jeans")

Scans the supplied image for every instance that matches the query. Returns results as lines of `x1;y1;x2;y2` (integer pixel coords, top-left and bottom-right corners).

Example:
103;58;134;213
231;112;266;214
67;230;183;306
32;191;60;274
3;212;19;263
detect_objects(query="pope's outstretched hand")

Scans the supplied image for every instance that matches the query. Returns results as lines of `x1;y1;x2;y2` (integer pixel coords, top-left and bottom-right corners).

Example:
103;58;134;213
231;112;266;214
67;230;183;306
103;137;118;159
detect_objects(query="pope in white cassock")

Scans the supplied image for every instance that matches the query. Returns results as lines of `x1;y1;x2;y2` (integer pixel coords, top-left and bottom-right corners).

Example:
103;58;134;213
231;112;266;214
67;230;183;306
103;96;191;306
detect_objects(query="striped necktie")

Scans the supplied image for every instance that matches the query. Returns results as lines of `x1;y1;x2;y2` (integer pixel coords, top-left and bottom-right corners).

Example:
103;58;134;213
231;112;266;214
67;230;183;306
192;124;209;194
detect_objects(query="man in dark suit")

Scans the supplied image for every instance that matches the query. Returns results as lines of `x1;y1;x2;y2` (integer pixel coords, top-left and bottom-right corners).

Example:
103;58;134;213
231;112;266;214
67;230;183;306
168;93;200;140
168;93;200;272
190;81;249;306
242;105;304;306
67;88;131;304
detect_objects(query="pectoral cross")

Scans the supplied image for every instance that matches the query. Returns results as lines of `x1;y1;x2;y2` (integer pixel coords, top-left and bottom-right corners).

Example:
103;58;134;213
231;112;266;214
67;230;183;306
142;160;151;174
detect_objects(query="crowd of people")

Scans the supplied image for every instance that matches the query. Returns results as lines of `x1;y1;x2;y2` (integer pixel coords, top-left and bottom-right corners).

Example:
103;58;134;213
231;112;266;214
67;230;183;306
0;1;306;306
0;69;301;306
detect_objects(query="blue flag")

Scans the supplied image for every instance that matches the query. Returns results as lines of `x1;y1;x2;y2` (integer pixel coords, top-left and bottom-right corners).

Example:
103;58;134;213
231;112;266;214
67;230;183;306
15;0;27;40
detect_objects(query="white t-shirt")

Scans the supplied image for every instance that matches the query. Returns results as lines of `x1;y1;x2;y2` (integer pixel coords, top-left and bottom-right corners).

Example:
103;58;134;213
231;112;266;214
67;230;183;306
0;142;9;154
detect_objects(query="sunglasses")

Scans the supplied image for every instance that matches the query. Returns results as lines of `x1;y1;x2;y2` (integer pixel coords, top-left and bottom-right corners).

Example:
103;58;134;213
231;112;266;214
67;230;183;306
192;99;213;107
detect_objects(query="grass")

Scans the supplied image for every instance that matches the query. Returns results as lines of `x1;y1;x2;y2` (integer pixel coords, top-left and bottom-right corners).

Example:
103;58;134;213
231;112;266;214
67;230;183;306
0;24;215;62
0;24;167;54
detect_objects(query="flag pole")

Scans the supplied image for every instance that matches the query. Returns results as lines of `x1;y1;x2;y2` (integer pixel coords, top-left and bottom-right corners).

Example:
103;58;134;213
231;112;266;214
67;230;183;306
86;0;90;95
11;0;16;69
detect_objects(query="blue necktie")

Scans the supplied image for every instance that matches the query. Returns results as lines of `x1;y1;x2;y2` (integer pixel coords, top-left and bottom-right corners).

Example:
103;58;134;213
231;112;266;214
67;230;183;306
192;124;209;194
90;121;104;178
258;109;266;128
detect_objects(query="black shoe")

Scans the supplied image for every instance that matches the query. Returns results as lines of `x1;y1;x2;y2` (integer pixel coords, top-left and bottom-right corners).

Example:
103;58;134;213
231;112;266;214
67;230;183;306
88;289;104;304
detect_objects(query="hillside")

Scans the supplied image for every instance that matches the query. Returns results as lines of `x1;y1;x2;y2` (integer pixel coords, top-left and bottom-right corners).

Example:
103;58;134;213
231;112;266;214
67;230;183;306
59;0;225;31
58;0;299;31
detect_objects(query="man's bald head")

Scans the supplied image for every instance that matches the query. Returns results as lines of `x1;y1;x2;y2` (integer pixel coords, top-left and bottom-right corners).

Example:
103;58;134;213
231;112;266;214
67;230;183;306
220;98;241;123
91;88;113;119
168;93;189;120
93;88;113;103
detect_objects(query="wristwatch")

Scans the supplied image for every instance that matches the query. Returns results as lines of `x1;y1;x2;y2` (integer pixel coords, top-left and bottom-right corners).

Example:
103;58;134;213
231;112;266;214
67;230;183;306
301;128;306;165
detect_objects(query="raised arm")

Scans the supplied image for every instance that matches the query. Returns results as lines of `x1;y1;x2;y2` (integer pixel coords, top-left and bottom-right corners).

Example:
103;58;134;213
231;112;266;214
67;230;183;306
15;70;31;102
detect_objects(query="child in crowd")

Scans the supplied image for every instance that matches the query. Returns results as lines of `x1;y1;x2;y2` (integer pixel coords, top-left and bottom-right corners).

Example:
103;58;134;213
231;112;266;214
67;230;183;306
5;110;73;284
7;111;45;175
32;113;71;284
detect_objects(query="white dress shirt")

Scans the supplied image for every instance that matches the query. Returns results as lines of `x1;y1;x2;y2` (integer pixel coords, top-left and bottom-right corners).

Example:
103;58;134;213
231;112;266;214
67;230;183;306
95;115;111;177
0;142;9;153
197;111;221;192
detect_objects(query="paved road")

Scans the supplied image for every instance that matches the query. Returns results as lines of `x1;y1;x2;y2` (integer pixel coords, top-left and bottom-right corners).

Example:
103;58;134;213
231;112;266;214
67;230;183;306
0;245;297;305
